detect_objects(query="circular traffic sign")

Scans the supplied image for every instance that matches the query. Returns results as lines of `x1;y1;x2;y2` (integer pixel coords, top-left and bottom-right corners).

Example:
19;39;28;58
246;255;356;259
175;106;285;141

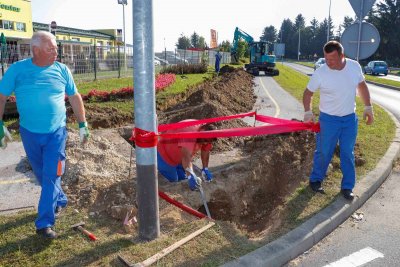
50;21;57;29
341;22;380;60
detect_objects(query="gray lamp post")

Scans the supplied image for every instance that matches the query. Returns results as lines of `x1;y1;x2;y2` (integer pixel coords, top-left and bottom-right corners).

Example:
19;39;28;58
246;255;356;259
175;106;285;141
327;0;332;42
297;27;301;61
118;0;128;71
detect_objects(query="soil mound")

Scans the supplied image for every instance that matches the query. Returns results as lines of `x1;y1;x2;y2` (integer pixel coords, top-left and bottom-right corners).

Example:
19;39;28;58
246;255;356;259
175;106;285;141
67;106;132;129
159;68;256;151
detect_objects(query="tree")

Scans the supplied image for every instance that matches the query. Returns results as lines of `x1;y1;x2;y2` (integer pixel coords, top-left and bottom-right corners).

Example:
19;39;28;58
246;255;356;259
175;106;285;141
198;36;206;49
367;0;400;64
220;40;231;52
176;34;191;49
341;16;355;29
260;25;277;43
190;32;200;48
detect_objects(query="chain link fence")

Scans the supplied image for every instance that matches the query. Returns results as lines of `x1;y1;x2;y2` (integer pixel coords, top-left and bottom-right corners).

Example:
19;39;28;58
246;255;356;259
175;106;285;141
1;43;232;82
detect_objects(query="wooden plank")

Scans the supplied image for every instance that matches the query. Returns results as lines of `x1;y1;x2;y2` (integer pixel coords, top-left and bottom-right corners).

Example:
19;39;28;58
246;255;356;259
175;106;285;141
118;222;215;267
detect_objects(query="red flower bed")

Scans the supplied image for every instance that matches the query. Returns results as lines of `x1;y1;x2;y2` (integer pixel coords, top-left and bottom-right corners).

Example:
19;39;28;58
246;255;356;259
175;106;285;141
7;74;176;103
82;73;176;102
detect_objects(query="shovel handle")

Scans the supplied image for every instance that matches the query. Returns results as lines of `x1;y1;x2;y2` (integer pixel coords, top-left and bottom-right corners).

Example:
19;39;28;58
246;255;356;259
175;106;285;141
78;226;97;241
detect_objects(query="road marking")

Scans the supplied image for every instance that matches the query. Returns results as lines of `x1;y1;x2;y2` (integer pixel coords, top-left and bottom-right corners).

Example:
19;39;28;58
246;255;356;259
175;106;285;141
0;178;31;185
323;247;384;267
258;77;280;118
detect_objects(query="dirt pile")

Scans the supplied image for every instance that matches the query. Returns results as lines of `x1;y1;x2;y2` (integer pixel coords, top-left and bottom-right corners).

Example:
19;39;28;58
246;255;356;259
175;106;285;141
159;68;256;151
67;106;132;129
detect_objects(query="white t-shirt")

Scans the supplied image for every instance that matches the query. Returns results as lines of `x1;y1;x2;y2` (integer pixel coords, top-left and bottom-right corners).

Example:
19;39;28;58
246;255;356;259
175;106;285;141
307;58;364;116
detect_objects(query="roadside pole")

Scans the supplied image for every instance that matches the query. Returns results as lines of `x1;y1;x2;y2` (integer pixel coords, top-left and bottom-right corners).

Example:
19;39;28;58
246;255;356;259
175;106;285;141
133;0;160;240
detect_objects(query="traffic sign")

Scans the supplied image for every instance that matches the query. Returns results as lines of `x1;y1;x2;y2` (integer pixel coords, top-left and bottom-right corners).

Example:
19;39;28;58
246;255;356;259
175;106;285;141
341;22;380;60
348;0;376;19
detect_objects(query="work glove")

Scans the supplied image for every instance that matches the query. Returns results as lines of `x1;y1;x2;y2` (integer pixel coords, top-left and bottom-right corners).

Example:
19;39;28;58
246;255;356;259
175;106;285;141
303;110;315;122
78;122;90;144
188;174;202;191
201;167;213;182
0;120;12;149
363;106;374;125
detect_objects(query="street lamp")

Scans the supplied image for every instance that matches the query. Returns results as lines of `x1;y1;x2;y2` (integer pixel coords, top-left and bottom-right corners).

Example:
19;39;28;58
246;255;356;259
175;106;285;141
327;0;332;42
117;0;127;71
297;27;301;61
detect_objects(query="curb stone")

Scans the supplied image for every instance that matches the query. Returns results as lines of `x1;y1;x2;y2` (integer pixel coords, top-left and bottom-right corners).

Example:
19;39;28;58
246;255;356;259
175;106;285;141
222;107;400;267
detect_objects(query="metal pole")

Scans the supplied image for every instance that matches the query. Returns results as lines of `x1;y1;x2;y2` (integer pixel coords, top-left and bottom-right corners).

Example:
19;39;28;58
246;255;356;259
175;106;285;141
123;3;127;72
297;28;300;61
327;0;331;42
133;0;160;241
356;0;364;62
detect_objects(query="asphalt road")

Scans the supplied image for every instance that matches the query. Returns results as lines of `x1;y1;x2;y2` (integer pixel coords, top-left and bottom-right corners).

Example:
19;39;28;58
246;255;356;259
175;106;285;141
284;62;400;266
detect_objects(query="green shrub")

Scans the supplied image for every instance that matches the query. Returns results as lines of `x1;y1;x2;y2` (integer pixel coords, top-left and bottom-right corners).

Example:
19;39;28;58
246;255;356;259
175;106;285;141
160;63;207;74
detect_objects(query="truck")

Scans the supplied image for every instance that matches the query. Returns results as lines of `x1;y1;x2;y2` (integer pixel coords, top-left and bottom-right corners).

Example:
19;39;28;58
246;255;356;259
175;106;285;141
231;27;279;76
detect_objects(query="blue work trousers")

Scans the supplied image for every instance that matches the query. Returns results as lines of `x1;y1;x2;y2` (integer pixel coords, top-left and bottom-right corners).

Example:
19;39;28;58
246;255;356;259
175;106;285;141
157;152;186;182
20;126;68;230
310;112;358;190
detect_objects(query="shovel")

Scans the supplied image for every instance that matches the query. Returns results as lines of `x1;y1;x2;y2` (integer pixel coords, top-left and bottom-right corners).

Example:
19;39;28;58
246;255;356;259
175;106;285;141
186;167;212;219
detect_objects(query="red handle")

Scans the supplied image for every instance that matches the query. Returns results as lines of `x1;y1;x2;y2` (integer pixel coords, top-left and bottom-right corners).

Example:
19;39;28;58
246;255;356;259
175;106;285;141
79;227;97;241
88;233;97;241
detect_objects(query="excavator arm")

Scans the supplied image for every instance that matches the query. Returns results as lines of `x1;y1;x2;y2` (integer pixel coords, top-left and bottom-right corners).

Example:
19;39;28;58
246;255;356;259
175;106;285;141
231;27;254;59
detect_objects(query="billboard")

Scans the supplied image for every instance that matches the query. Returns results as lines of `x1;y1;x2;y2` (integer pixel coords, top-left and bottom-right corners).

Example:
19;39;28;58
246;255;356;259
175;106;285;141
210;29;218;49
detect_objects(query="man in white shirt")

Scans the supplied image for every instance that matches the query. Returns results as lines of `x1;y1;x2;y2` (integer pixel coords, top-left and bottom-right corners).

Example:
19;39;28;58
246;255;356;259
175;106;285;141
303;41;374;200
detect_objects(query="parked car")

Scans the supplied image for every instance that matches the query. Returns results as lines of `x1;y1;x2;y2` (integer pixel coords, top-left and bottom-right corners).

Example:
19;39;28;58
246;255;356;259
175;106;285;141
364;60;388;76
154;56;169;66
154;59;160;66
314;58;326;70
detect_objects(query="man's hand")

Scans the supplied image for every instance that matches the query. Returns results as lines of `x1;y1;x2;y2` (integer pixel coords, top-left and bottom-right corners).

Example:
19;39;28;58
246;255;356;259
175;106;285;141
188;174;202;191
79;122;90;144
303;110;315;122
363;106;374;125
0;121;12;149
201;168;213;182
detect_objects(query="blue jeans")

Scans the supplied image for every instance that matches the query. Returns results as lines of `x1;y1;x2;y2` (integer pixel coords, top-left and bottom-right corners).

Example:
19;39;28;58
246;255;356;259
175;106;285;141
310;112;358;190
20;126;68;230
157;152;186;182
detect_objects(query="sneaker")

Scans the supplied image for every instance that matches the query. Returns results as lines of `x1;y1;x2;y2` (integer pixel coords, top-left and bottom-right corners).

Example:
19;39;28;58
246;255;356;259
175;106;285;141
55;206;63;218
341;189;355;201
309;181;325;193
36;227;58;239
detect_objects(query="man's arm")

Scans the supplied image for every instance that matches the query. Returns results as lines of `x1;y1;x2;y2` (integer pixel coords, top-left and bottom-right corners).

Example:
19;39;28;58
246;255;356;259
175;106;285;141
303;89;315;122
200;150;210;168
0;93;7;120
181;146;193;174
357;81;372;106
357;81;374;125
68;93;86;123
303;88;314;112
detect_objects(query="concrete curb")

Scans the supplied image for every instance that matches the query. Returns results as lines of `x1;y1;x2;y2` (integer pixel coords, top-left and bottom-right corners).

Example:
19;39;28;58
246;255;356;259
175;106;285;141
222;109;400;267
366;80;400;91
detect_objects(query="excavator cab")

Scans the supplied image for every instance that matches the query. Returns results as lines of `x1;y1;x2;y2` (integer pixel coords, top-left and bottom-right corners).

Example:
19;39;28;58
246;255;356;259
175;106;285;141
232;27;279;76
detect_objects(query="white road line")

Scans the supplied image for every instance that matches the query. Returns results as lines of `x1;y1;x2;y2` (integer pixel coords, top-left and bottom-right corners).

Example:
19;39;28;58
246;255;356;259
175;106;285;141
0;178;30;185
258;77;280;118
323;247;384;267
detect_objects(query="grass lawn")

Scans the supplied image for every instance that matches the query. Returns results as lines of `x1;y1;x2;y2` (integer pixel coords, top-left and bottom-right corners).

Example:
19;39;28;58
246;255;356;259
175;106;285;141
0;65;396;266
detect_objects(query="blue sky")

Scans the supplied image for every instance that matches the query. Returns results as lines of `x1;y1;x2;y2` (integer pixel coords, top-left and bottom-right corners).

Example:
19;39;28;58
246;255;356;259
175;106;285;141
31;0;373;52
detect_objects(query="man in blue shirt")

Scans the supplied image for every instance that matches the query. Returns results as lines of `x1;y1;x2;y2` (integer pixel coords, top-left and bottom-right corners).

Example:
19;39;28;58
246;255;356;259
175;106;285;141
0;31;90;239
215;51;222;73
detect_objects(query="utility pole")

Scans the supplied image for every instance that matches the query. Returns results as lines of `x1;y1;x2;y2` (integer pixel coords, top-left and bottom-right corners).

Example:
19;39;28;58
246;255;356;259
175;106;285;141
297;28;301;61
327;0;332;42
132;0;160;241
